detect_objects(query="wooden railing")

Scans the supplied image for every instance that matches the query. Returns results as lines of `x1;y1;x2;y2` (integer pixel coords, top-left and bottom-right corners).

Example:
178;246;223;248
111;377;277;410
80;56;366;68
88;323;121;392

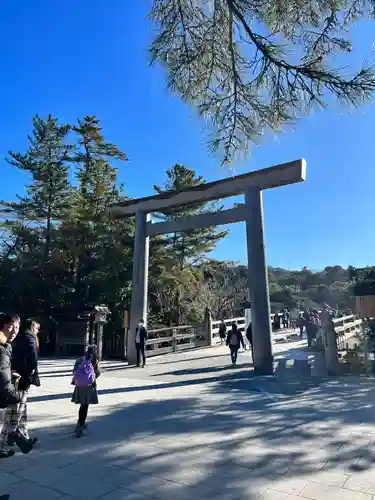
212;316;246;336
334;314;363;350
104;333;125;360
104;324;208;360
146;324;208;357
212;313;282;337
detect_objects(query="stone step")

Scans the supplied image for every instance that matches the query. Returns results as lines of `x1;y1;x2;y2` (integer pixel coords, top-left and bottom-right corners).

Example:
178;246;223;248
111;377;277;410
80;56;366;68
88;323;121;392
309;351;328;377
273;357;311;377
273;350;327;378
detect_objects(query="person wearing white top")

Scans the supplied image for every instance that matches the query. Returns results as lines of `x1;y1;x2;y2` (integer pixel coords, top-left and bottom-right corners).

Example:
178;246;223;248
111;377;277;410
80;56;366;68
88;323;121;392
135;319;148;367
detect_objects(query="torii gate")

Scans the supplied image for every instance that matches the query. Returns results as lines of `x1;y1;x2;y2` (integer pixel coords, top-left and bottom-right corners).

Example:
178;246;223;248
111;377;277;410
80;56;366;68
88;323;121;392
108;159;306;375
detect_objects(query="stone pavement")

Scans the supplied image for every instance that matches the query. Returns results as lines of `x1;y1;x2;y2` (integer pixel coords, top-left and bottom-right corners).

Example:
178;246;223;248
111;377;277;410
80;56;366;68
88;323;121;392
2;341;375;499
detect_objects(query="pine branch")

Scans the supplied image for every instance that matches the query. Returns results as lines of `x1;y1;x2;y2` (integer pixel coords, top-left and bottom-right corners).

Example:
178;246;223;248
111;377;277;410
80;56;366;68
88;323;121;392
150;0;375;162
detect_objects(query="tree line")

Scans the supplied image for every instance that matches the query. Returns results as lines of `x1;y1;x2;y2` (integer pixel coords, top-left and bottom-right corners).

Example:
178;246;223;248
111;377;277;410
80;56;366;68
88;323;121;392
0;114;231;331
0;114;364;334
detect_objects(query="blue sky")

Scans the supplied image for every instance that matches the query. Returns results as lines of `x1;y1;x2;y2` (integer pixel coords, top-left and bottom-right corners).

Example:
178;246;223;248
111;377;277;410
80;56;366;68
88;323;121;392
1;1;375;270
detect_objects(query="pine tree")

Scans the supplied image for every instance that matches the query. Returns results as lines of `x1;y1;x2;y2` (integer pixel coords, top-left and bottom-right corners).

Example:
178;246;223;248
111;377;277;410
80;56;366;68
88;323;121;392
72;116;127;219
154;164;228;324
0;114;74;316
150;0;375;163
3;114;73;259
61;115;131;312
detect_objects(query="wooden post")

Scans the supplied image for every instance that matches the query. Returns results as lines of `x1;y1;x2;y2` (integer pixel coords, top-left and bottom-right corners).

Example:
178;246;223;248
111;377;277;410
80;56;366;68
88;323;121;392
97;323;103;360
123;309;129;360
204;307;213;346
172;328;177;352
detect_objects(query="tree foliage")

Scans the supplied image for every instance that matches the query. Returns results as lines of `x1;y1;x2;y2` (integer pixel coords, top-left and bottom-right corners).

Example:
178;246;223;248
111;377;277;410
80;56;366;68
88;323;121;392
351;266;375;296
0;114;133;323
151;164;228;324
197;260;247;319
149;0;375;162
0;113;362;335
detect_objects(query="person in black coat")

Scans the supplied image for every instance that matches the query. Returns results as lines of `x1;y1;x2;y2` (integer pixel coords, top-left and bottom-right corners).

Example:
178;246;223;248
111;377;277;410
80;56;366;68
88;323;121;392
11;319;41;445
226;322;245;366
246;323;253;359
273;313;281;331
218;320;227;344
0;313;33;458
135;319;148;367
0;314;21;409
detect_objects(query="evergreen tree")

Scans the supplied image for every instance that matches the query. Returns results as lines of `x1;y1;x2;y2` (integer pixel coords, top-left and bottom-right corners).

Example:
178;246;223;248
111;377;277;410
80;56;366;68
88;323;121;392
153;164;228;324
72;116;127;218
60;115;132;312
150;0;375;163
3;114;73;259
0;114;74;316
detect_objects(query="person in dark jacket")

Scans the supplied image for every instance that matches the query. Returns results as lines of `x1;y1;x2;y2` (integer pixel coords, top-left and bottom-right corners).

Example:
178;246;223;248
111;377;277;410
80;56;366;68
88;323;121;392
246;323;253;360
226;322;245;366
0;313;33;458
11;319;41;445
273;313;281;331
218;319;227;344
135;319;148;367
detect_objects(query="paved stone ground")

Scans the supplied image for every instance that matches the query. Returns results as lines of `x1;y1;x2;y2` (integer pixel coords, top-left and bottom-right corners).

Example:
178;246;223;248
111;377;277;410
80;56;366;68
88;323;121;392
2;340;375;499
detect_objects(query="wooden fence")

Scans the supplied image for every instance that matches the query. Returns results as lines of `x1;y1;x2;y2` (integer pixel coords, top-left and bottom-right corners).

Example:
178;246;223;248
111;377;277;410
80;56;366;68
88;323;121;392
334;314;363;351
104;333;126;360
211;313;282;338
146;325;207;357
104;312;363;361
104;324;208;360
356;296;375;318
211;316;246;337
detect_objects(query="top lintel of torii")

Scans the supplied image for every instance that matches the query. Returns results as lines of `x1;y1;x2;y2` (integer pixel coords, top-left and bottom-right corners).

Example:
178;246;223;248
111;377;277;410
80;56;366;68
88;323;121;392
108;159;306;218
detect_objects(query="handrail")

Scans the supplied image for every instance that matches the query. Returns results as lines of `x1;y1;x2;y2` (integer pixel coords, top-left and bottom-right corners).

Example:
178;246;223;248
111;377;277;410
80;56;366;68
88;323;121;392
212;317;245;326
212;313;281;327
148;324;196;334
333;314;363;350
333;314;357;325
145;325;207;357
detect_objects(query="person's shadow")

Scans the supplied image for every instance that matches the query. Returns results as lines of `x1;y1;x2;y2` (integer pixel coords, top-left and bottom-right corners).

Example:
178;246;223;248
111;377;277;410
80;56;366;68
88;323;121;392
0;495;10;499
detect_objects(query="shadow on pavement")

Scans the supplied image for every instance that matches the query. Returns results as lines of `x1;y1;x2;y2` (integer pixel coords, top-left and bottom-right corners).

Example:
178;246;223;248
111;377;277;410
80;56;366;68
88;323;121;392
14;364;375;499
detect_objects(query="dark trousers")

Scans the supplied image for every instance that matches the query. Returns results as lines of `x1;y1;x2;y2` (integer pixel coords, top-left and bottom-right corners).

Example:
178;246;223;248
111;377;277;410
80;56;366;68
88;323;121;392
247;339;253;360
136;343;146;366
230;346;239;364
78;405;89;427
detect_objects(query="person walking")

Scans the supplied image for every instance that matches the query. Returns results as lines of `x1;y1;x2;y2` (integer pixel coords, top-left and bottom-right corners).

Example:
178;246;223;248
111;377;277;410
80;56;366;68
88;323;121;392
11;319;41;446
0;313;33;458
282;309;290;329
304;309;316;348
218;319;227;344
273;313;281;331
71;345;100;438
245;322;253;360
226;322;245;366
297;312;304;338
135;319;148;367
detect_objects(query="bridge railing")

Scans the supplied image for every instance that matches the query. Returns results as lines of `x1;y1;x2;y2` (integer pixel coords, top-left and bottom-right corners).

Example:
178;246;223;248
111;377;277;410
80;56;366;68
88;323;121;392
212;316;246;337
145;324;207;357
212;313;282;338
334;314;363;350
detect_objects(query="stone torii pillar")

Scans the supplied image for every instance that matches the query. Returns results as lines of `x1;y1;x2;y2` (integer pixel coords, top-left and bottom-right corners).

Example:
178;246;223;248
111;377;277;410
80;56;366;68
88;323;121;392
245;187;273;375
128;211;150;365
108;159;307;373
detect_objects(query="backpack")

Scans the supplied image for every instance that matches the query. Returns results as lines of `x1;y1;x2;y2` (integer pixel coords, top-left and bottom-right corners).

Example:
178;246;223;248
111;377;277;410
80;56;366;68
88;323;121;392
74;358;95;388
